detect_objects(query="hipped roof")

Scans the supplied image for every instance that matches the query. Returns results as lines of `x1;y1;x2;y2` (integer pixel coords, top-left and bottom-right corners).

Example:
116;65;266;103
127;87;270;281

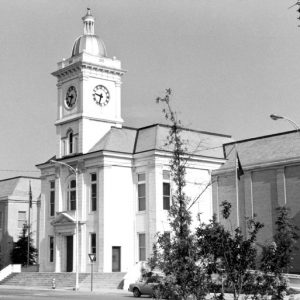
89;124;232;158
218;130;300;172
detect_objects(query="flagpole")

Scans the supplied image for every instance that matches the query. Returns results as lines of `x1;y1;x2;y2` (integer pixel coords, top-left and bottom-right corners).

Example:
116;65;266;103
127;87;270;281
27;181;32;267
235;144;240;228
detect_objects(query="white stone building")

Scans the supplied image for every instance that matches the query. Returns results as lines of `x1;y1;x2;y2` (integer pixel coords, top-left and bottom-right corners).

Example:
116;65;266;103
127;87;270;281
0;176;40;269
36;9;231;273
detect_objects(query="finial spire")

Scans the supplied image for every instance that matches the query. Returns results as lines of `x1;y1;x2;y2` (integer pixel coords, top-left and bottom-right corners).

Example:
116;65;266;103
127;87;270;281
82;8;95;35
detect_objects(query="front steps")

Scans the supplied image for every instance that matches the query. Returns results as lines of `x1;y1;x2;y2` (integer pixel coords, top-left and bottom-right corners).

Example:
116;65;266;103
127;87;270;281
80;272;126;289
0;272;126;289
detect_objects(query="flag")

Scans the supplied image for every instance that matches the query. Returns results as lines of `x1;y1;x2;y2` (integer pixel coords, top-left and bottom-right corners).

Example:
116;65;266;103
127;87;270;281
236;152;244;180
29;181;32;208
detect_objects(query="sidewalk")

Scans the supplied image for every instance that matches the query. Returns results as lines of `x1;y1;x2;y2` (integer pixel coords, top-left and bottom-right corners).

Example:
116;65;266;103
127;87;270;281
0;284;129;296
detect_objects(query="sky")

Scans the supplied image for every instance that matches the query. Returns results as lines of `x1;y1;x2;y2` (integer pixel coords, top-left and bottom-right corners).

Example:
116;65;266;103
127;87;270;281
0;0;300;180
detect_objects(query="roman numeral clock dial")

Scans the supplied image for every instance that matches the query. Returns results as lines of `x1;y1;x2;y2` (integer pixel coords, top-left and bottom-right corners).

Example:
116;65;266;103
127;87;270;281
93;85;110;106
65;86;77;109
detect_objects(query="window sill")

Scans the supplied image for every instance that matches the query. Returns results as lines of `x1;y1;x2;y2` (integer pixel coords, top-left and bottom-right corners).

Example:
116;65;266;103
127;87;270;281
136;211;146;215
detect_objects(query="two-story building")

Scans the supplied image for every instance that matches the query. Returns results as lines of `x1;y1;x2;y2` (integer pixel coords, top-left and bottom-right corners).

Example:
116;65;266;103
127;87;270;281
36;9;232;274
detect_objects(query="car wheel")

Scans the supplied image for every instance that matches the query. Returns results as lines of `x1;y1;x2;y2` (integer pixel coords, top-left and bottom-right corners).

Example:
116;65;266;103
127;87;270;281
133;288;141;298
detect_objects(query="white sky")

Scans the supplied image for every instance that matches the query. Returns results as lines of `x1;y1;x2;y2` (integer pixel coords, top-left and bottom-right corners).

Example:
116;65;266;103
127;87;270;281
0;0;299;179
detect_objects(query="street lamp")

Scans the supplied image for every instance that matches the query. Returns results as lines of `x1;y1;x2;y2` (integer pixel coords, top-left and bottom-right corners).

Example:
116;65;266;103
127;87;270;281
50;160;79;291
88;253;96;292
270;114;300;131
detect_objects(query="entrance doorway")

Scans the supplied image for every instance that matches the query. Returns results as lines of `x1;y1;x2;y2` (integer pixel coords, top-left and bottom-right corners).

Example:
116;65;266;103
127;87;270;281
66;235;73;272
112;246;121;272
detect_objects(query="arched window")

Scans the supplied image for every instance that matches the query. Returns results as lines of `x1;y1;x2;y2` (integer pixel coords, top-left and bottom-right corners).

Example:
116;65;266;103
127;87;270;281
67;179;76;210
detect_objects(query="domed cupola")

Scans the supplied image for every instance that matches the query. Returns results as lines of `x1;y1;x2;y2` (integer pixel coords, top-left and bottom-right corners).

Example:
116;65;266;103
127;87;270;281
72;8;107;57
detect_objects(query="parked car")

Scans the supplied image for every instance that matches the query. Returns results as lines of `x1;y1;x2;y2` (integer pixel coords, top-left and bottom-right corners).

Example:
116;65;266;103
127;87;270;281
128;280;178;299
128;280;157;297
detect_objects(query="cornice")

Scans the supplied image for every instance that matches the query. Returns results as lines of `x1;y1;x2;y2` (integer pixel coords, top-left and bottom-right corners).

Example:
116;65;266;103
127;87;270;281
212;156;300;176
54;113;124;126
52;61;126;81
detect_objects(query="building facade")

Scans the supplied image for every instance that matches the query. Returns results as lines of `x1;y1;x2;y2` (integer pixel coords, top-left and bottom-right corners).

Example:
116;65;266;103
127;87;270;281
0;176;40;269
37;9;232;273
212;130;300;273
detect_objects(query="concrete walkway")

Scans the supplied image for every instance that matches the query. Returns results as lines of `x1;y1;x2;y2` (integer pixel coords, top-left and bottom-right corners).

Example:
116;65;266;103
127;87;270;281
0;284;130;296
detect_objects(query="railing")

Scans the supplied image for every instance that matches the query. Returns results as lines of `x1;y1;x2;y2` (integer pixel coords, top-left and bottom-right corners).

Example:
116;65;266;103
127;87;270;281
0;264;21;282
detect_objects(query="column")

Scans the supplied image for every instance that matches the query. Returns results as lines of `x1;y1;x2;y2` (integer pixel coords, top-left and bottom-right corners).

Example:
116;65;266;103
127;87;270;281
276;167;286;206
55;233;61;272
212;176;219;221
80;223;87;272
244;172;253;218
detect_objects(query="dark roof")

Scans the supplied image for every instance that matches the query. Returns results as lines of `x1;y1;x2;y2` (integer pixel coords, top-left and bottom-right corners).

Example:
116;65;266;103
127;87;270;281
38;124;232;166
134;124;232;158
219;130;300;171
89;124;232;158
90;127;137;153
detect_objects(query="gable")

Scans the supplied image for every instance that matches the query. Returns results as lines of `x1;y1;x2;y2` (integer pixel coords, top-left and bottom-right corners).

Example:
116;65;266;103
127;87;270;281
51;212;75;226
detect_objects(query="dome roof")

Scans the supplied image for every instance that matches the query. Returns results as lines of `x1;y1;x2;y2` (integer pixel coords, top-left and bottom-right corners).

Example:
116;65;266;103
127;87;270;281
72;35;107;57
71;8;107;58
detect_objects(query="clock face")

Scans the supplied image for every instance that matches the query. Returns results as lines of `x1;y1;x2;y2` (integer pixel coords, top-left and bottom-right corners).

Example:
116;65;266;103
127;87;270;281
65;86;77;109
93;85;110;106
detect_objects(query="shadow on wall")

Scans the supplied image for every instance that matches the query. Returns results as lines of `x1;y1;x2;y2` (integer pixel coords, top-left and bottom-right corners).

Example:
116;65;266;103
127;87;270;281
0;232;13;270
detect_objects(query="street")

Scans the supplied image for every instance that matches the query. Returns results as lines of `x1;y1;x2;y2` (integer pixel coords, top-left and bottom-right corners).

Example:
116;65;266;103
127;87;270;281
0;287;144;300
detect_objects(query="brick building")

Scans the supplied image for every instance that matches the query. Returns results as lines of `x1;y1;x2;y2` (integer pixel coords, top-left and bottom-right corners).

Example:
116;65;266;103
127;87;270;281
212;130;300;273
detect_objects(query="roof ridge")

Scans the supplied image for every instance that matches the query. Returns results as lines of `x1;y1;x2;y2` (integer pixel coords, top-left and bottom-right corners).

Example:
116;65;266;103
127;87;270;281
224;130;297;147
0;176;40;183
137;123;231;138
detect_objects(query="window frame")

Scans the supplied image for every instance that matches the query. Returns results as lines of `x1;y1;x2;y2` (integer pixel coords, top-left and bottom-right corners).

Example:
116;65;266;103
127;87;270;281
49;236;54;263
163;171;171;210
137;173;146;211
90;173;97;212
90;233;96;261
50;180;55;217
68;131;73;154
67;179;76;211
138;233;146;261
18;211;27;229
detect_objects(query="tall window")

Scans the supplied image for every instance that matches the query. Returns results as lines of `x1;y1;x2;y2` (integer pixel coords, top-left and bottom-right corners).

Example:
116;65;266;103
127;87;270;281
138;233;146;261
67;179;76;210
18;211;26;228
0;211;3;229
90;173;97;211
138;174;146;211
49;236;54;262
163;171;171;210
90;233;96;260
68;131;73;154
50;181;55;217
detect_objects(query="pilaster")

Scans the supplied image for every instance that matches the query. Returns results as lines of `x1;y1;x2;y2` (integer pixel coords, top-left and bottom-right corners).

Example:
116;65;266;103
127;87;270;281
55;234;62;272
276;167;286;206
244;172;253;218
212;176;219;221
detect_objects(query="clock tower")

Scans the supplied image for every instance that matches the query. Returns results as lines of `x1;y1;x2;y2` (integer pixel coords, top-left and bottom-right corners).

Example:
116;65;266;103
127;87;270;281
52;9;126;158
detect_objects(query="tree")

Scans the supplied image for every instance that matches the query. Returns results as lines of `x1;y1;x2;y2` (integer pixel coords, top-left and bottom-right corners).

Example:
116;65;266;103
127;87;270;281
10;223;37;266
260;206;299;299
196;201;264;300
145;89;210;300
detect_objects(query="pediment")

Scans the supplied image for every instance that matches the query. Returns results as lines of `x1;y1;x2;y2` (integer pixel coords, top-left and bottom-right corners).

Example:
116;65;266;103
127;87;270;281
51;212;75;226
